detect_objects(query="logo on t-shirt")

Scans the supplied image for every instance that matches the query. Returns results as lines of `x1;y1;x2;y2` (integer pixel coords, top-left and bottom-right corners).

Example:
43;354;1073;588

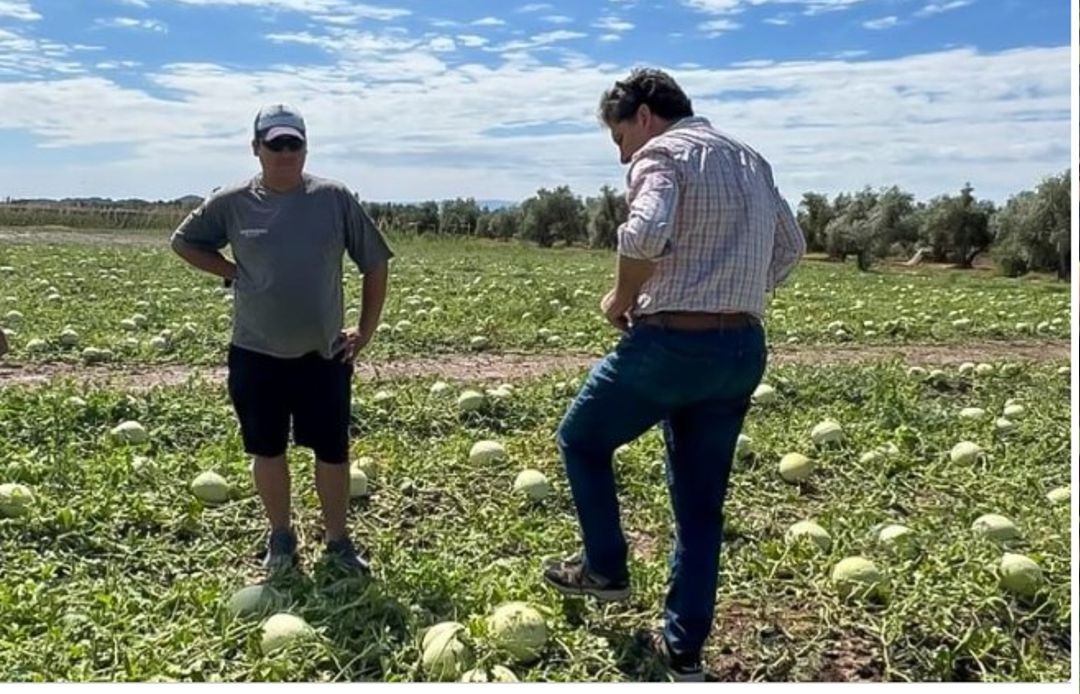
239;228;269;238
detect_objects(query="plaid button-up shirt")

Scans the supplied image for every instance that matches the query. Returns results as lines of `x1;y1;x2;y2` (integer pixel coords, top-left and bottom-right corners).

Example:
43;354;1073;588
617;116;806;319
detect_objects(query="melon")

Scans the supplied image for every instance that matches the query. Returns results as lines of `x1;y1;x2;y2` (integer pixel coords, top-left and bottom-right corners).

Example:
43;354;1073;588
1002;403;1025;419
1046;486;1070;505
0;482;35;518
513;469;551;501
111;420;149;444
469;441;506;465
778;452;814;483
949;441;982;464
457;390;485;413
971;513;1020;543
876;524;917;555
421;621;473;681
811;420;843;446
260;613;316;654
784;520;831;551
999;553;1043;598
486;602;548;663
751;384;777;405
831;557;884;600
460;666;519;682
734;434;753;460
191;471;230;504
349;467;369;498
353;456;377;479
226;584;282;618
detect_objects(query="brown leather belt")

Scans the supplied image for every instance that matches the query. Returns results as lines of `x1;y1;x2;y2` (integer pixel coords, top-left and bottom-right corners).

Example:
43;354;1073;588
635;311;759;331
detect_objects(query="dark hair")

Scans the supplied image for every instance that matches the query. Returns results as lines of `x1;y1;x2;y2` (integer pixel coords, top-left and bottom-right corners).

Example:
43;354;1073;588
598;68;693;126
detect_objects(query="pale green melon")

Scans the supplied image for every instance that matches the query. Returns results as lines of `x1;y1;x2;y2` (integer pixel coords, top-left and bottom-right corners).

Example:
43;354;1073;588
811;420;844;446
513;469;551;501
421;621;473;681
971;513;1020;543
784;520;831;552
831;557;884;600
469;440;506;465
226;584;282;618
0;483;35;518
778;453;814;483
191;471;230;505
949;441;982;464
260;613;316;654
999;553;1043;598
486;602;547;664
460;665;518;682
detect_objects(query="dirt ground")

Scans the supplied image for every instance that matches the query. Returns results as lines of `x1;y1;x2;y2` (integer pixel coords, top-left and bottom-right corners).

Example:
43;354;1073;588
0;339;1068;391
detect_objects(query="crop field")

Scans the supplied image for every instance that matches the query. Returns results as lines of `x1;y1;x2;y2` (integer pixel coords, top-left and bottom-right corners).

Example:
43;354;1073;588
0;230;1073;682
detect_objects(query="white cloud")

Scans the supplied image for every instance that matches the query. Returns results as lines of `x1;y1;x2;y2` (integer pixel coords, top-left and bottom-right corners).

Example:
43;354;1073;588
915;1;974;18
863;16;899;30
95;17;169;33
542;15;574;24
0;28;97;76
764;16;790;25
114;0;150;7
456;34;489;48
598;34;622;43
593;17;634;32
96;60;142;69
472;17;506;27
0;1;41;20
428;37;456;53
683;0;867;16
517;3;554;12
487;30;587;53
161;0;410;21
0;39;1067;208
831;49;868;59
700;19;741;36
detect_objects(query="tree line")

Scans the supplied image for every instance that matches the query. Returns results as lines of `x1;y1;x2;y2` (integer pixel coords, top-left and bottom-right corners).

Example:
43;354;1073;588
0;169;1069;278
364;169;1070;279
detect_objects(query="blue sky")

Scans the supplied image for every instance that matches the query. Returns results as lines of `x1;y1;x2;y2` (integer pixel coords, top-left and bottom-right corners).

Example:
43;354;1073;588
0;0;1069;205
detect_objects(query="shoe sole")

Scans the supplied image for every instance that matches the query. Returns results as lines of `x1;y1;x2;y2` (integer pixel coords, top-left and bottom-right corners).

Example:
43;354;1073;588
670;670;705;683
262;554;299;572
542;574;631;602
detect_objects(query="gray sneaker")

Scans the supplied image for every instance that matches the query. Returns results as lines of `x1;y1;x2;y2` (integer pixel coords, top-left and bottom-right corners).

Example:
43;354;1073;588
324;537;371;574
262;528;299;572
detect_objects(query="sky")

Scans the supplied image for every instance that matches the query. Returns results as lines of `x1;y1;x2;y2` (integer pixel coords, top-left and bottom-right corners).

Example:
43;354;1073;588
0;0;1070;205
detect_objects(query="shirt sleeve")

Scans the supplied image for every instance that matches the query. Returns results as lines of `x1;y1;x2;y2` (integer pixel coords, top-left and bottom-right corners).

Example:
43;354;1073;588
616;148;679;261
170;192;228;251
342;190;394;273
767;188;806;291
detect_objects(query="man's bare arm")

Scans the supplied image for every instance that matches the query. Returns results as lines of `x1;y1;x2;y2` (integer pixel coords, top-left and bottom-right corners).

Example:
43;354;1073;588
170;237;237;281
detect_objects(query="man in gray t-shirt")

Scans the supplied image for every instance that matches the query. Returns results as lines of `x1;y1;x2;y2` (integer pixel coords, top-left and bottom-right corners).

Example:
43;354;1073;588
171;103;392;574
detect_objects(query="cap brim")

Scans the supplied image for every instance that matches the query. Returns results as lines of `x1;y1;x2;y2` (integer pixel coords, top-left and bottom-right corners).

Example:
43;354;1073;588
262;126;305;141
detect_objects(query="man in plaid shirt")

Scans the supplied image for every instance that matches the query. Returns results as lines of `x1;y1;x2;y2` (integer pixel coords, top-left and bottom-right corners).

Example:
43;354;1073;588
542;68;805;681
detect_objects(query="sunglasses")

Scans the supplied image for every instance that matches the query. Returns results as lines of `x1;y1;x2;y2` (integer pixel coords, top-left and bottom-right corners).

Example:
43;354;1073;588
262;137;305;152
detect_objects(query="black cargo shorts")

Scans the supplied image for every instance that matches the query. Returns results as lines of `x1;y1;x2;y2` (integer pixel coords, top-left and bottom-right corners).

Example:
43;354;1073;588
226;344;353;464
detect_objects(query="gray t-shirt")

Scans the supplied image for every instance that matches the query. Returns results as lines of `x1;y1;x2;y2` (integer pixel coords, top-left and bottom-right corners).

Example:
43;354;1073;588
172;174;393;359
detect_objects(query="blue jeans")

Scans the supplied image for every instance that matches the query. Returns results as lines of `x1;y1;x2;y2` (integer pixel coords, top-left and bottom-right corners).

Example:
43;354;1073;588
556;320;767;658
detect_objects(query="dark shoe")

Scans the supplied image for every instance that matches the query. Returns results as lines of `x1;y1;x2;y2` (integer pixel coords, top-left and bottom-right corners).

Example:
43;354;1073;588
542;555;630;602
325;537;371;574
262;527;299;572
635;630;705;682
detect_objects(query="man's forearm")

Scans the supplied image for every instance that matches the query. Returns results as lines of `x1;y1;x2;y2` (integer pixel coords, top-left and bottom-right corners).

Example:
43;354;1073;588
613;255;655;306
171;238;237;281
358;262;389;334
